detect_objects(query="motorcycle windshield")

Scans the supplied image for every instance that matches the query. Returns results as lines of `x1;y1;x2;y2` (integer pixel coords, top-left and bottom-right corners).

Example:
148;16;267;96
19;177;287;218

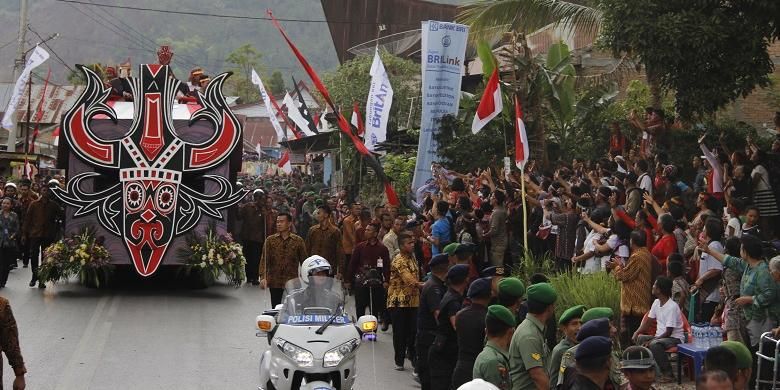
278;277;350;326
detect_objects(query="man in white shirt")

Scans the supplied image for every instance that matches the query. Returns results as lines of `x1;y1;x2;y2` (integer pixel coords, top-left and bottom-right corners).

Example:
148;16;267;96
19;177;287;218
382;216;405;260
632;276;684;383
634;160;653;196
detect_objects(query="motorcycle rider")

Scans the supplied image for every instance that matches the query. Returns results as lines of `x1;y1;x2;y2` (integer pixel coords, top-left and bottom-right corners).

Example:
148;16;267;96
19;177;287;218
283;255;343;319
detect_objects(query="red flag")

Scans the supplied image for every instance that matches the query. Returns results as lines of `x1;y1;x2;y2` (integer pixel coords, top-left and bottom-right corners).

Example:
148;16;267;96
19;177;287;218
52;126;60;146
278;150;292;174
472;68;502;134
269;10;399;206
514;95;529;169
351;102;365;136
28;67;52;154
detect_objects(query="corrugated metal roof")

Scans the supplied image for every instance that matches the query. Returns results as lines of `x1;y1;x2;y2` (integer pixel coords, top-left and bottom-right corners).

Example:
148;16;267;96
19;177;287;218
0;83;85;124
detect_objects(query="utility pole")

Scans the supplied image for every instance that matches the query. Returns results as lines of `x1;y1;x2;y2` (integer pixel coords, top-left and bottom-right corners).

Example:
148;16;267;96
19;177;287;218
7;0;28;151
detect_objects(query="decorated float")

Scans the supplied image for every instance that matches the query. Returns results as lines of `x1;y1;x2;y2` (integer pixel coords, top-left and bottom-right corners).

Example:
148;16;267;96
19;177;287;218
49;49;248;286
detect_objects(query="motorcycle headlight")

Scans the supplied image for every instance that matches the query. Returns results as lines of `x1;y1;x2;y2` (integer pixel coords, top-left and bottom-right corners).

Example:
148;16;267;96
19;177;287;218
323;338;360;368
275;338;314;367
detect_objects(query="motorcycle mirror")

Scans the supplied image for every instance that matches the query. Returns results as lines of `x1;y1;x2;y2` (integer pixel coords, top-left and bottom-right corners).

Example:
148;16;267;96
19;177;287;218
256;314;276;334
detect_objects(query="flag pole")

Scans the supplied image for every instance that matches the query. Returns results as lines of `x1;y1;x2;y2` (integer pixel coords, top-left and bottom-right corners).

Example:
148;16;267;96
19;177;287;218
520;166;528;258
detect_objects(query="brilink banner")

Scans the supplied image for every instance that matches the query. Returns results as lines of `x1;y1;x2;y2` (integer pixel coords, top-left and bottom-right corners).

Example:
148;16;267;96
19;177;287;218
412;20;468;191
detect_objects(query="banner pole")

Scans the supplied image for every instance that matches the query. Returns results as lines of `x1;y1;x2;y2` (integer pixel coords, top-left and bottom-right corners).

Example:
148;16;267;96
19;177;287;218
520;166;528;261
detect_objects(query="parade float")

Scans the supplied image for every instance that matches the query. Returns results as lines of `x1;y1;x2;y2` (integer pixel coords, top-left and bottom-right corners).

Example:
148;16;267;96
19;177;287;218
51;49;248;286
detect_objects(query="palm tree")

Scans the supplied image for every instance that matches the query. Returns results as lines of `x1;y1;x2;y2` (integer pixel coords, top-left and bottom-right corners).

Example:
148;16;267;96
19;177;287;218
457;0;602;43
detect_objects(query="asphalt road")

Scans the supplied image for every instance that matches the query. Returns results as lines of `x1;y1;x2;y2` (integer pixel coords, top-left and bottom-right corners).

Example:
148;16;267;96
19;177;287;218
0;268;421;390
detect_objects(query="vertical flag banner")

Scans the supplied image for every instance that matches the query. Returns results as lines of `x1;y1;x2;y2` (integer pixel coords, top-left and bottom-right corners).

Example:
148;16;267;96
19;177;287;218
365;49;393;151
2;46;50;131
514;94;529;170
351;102;365;137
411;21;469;191
250;68;286;142
471;68;502;134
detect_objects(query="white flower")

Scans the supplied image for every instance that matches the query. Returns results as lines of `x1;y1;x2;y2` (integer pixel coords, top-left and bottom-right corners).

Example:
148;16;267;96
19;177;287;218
69;256;75;262
199;261;206;268
80;244;87;250
217;259;224;265
201;255;207;261
80;259;86;265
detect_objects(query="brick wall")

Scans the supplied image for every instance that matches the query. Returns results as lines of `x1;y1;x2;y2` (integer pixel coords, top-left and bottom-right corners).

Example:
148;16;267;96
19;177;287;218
720;41;780;130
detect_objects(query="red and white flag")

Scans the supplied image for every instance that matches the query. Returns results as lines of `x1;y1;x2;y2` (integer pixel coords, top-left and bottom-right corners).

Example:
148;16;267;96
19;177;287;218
278;150;292;174
52;126;60;146
471;68;502;134
351;102;365;136
514;95;529;170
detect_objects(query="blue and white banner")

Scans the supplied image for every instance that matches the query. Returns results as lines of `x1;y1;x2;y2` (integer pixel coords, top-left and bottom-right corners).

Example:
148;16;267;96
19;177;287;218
411;21;468;191
364;49;393;151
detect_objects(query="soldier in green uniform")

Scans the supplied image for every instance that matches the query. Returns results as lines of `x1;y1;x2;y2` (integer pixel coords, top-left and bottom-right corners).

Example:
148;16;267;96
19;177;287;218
549;305;586;387
557;307;622;388
496;277;525;324
473;305;516;389
508;282;558;389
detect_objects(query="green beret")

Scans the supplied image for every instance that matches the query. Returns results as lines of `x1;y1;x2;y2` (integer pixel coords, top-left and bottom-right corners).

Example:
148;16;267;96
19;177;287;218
721;341;752;369
497;277;525;298
442;243;460;256
486;305;516;328
314;199;324;206
581;307;614;323
558;304;587;325
526;282;557;305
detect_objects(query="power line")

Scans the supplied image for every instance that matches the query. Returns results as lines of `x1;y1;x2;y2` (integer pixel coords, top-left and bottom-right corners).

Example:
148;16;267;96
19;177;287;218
27;26;76;74
52;0;420;26
67;3;214;74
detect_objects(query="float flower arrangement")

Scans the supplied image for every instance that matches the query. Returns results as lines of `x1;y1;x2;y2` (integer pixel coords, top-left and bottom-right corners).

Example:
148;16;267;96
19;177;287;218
179;224;246;287
38;227;114;287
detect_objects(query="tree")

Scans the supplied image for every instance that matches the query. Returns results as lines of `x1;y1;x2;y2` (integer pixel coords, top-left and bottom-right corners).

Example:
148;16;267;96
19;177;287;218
457;0;602;42
322;51;420;134
267;71;285;96
224;43;265;103
598;0;776;120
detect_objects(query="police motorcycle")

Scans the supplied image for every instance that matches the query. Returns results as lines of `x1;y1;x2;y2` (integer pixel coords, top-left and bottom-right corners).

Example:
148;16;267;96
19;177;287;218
256;256;378;390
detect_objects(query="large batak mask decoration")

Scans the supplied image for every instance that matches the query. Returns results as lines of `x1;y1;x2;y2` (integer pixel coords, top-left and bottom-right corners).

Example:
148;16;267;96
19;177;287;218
53;64;247;276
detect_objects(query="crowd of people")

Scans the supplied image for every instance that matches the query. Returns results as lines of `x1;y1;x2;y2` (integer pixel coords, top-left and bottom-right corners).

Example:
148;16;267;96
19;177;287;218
234;112;780;389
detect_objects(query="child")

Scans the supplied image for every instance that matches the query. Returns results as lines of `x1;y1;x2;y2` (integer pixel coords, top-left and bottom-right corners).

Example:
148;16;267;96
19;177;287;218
668;256;689;314
741;207;762;239
724;199;743;238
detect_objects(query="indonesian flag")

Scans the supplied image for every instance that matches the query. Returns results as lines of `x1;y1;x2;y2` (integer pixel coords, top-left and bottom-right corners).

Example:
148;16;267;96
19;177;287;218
514;95;529;170
52;126;60;146
351;101;365;136
278;150;292;174
471;68;502;134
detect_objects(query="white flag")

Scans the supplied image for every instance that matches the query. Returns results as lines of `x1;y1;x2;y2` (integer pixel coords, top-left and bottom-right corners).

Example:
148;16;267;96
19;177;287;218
364;49;393;151
283;93;316;136
250;69;286;142
2;46;50;130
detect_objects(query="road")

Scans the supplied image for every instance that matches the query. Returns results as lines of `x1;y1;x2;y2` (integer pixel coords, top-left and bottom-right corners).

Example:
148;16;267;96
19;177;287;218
0;268;421;390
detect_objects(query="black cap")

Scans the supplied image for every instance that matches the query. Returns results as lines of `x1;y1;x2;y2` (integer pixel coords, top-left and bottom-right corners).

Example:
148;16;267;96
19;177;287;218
466;277;491;298
429;254;449;268
575;336;612;361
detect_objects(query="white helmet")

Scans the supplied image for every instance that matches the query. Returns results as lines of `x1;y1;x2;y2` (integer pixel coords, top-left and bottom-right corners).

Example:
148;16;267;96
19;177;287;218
299;255;331;287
